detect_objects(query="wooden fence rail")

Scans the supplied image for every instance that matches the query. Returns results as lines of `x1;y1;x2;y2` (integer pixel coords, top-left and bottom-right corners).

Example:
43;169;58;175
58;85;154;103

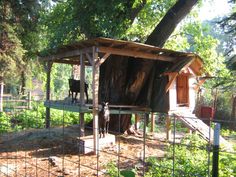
1;92;32;111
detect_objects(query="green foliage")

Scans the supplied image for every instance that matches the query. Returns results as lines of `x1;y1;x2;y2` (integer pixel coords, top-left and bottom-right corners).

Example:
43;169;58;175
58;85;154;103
146;134;208;177
218;0;235;71
0;23;25;82
214;91;232;121
50;63;71;99
126;0;175;42
167;19;227;76
221;128;236;137
218;152;236;177
40;0;145;51
105;161;137;177
146;134;236;177
199;86;233;124
0;0;48;93
39;0;177;51
0;101;92;132
174;121;189;133
106;161;120;177
120;169;136;177
0;112;11;133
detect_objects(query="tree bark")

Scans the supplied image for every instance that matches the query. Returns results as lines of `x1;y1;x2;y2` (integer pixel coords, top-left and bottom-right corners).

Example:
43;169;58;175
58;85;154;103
146;0;198;47
101;0;199;132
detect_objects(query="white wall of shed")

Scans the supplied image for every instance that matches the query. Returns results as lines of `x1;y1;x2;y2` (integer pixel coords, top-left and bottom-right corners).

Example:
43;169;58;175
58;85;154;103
168;75;197;112
189;76;196;112
169;78;177;111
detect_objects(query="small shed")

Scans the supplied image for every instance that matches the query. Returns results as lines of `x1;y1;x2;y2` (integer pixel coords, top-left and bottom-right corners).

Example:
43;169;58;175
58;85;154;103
40;37;204;153
151;56;203;113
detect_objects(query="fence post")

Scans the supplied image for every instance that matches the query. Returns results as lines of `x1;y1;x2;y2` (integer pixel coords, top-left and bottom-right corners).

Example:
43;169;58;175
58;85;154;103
166;115;171;140
45;62;52;128
150;112;155;132
0;81;4;112
212;123;220;177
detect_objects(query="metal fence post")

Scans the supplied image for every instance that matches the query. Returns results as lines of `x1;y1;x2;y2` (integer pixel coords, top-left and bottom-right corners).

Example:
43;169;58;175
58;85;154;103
212;123;220;177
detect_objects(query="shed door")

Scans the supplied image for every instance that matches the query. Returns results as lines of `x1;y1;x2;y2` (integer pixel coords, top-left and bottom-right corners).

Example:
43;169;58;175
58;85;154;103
177;75;189;106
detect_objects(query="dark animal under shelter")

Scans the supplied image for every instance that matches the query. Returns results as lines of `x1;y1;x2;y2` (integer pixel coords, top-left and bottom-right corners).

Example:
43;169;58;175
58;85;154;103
99;102;110;138
68;79;89;103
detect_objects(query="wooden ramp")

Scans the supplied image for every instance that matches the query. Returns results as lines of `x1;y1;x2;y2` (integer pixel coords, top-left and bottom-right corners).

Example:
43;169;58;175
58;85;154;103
172;111;233;151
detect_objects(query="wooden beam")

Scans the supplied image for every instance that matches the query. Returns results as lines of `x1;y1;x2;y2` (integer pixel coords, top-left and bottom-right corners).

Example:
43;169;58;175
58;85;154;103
92;47;99;155
194;78;206;91
180;58;194;73
41;47;93;61
97;53;111;65
53;59;90;65
44;101;151;114
98;46;175;62
86;53;93;65
165;72;178;93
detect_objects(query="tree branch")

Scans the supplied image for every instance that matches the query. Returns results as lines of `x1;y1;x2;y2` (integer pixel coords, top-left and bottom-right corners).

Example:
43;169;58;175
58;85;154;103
129;0;147;24
145;0;198;47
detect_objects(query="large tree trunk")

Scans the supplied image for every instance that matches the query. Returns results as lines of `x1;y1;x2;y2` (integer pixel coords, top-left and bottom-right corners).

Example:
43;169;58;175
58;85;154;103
146;0;198;46
101;0;199;132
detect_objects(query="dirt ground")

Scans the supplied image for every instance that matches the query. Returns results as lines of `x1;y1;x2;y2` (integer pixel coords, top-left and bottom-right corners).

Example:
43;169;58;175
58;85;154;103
0;125;172;177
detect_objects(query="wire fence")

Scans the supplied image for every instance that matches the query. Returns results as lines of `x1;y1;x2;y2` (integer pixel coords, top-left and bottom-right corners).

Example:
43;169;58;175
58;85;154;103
0;100;235;176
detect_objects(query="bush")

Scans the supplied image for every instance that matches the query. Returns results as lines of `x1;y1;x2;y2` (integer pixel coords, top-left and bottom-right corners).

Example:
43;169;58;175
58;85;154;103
0;112;11;133
146;134;208;177
146;134;236;177
0;101;93;132
105;161;137;177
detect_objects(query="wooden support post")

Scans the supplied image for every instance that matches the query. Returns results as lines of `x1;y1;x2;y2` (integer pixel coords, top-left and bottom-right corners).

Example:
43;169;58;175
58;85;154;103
28;91;32;109
80;54;85;105
166;115;171;140
80;53;85;136
45;62;52;129
92;47;99;155
0;80;4;112
150;112;155;132
135;114;140;130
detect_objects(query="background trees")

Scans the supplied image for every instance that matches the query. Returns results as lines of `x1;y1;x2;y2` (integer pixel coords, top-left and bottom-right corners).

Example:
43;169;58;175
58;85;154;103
0;0;44;94
0;0;235;128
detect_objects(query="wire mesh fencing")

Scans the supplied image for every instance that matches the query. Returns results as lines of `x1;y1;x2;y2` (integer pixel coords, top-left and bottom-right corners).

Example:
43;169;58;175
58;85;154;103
0;100;236;176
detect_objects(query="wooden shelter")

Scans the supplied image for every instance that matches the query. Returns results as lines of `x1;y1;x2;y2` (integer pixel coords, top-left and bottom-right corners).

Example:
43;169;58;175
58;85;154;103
40;37;204;153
